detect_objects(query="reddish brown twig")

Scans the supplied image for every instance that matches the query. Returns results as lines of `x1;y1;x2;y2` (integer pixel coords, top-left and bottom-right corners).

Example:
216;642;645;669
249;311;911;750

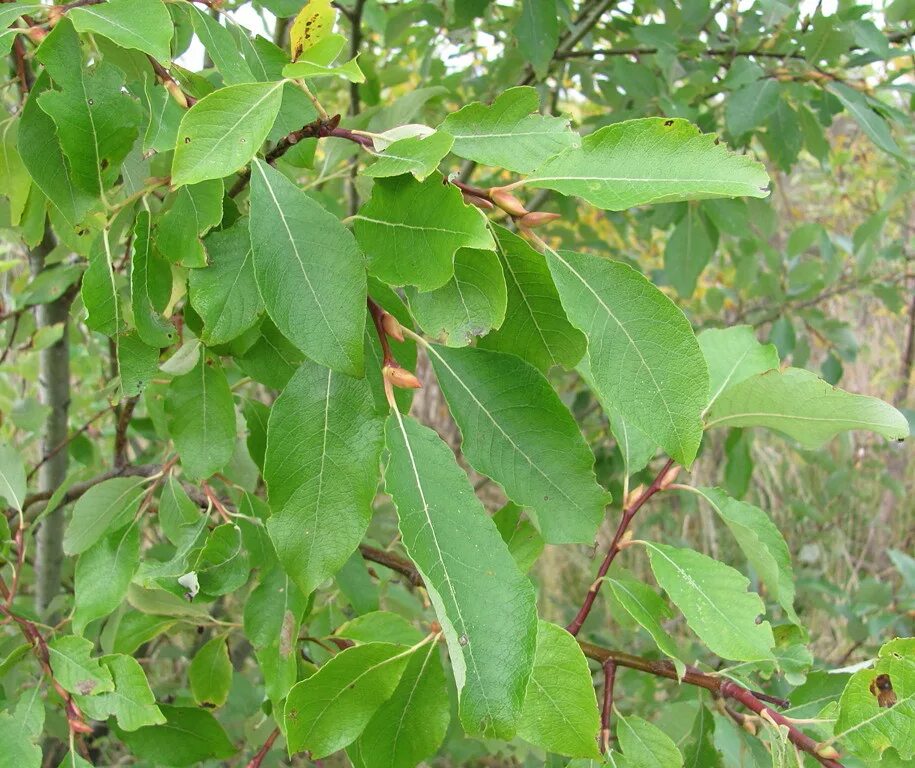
28;404;114;481
245;727;280;768
566;458;676;636
113;396;139;468
600;659;617;753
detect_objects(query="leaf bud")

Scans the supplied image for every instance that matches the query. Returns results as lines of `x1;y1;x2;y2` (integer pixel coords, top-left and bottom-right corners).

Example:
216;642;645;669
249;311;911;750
463;193;494;210
383;365;422;390
165;79;189;109
381;311;405;342
518;211;561;228
658;464;682;490
490;187;529;217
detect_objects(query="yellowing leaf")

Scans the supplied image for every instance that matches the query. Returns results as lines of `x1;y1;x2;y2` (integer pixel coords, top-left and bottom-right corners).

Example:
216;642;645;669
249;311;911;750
290;0;336;61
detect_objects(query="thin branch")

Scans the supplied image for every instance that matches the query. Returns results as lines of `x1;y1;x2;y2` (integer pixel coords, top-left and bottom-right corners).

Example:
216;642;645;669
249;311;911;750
245;727;280;768
566;457;676;636
113;396;139;469
600;659;617;753
28;404;114;481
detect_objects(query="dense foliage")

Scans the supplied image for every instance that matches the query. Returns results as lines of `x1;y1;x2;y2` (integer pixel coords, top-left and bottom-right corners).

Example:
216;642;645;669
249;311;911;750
0;0;912;767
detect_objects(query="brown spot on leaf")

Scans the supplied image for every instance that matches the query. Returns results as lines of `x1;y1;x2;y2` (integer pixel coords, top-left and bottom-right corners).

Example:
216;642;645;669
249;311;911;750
664;119;674;127
870;673;896;708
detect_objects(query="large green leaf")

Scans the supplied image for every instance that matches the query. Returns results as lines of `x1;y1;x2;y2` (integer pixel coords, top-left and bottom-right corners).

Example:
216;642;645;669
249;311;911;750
189;635;232;708
72;523;140;634
354;172;495;290
75;654;165;732
617;714;684;768
384;412;537;738
407;247;507;347
68;0;173;62
189;217;263;345
834;637;914;762
644;541;775;662
249;159;366;376
349;639;450;768
165;357;236;480
514;0;558;78
284;642;415;758
63;476;146;555
518;621;601;758
171;82;284;187
264;360;384;596
479;224;585;371
155;179;223;268
0;712;40;768
705;367;910;446
697;326;778;413
36;19;141;196
427;343;609;544
130;211;175;348
47;636;114;696
525;118;770;210
545;248;708;466
688;487;799;624
116;705;235;766
439;86;578;174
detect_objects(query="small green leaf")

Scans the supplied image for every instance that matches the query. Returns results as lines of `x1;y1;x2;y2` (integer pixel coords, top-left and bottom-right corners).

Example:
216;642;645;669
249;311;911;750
190;217;264;345
362;130;453;180
0;443;26;512
284;642;414;758
282;55;365;82
644;541;775;662
116;705;235;766
264;360;384;596
697;326;779;413
526;118;770;211
155;179;224;268
439;86;577;174
187;4;254;85
0;118;30;226
518;621;601;758
384;412;537;738
705;367;910;446
130;211;175;348
617;713;683;768
165;357;236;481
69;0;173;62
354;172;495;290
73;523;140;634
193;523;249;597
63;476;146;555
407;247;507;347
171;81;284;187
82;231;123;337
189;635;232;708
664;206;716;299
827;82;903;159
47;636;114;696
117;332;159;398
0;711;41;768
546;248;708;466
427;343;609;544
514;0;558;79
75;654;165;732
493;503;544;573
249;159;366;376
335;611;423;646
243;565;309;650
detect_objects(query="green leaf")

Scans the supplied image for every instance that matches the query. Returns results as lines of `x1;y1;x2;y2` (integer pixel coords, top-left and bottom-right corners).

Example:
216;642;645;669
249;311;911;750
243;564;309;649
189;635;232;708
350;639;450;768
282;55;365;82
336;611;423;646
407;247;507;347
545;248;708;466
362;130;453;180
130;211;176;348
664;206;716;298
47;635;114;696
189;217;264;344
515;0;558;79
354;172;495;290
725;80;780;138
689;487;799;624
237;319;304;389
384;412;537;738
36;19;141;196
493;502;544;573
518;621;601;758
69;0;173;62
526;118;770;211
834;637;914;762
427;343;609;543
187;5;255;85
439;86;577;174
155;179;224;268
63;476;146;555
606;577;685;676
264;359;384;596
249;159;366;376
682;703;723;768
75;654;165;732
0;443;26;512
644;541;775;662
17;72;94;228
284;641;415;758
479;224;585;371
73;522;140;634
826;82;903;159
116;705;235;766
171;81;284;187
617;713;684;768
117;332;159;398
697;326;778;413
0;118;30;226
82;231;123;337
193;523;249;597
705;367;910;447
112;613;176;655
0;4;43;29
142;74;182;154
0;711;41;768
165;357;236;480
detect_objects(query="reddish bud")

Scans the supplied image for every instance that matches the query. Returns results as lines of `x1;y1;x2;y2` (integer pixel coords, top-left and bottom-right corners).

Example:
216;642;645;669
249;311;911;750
490;187;529;217
383;365;422;390
623;484;645;510
816;745;841;760
26;26;47;44
463;193;494;210
164;79;189;109
519;211;561;228
658;464;682;490
48;7;63;26
381;311;405;342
